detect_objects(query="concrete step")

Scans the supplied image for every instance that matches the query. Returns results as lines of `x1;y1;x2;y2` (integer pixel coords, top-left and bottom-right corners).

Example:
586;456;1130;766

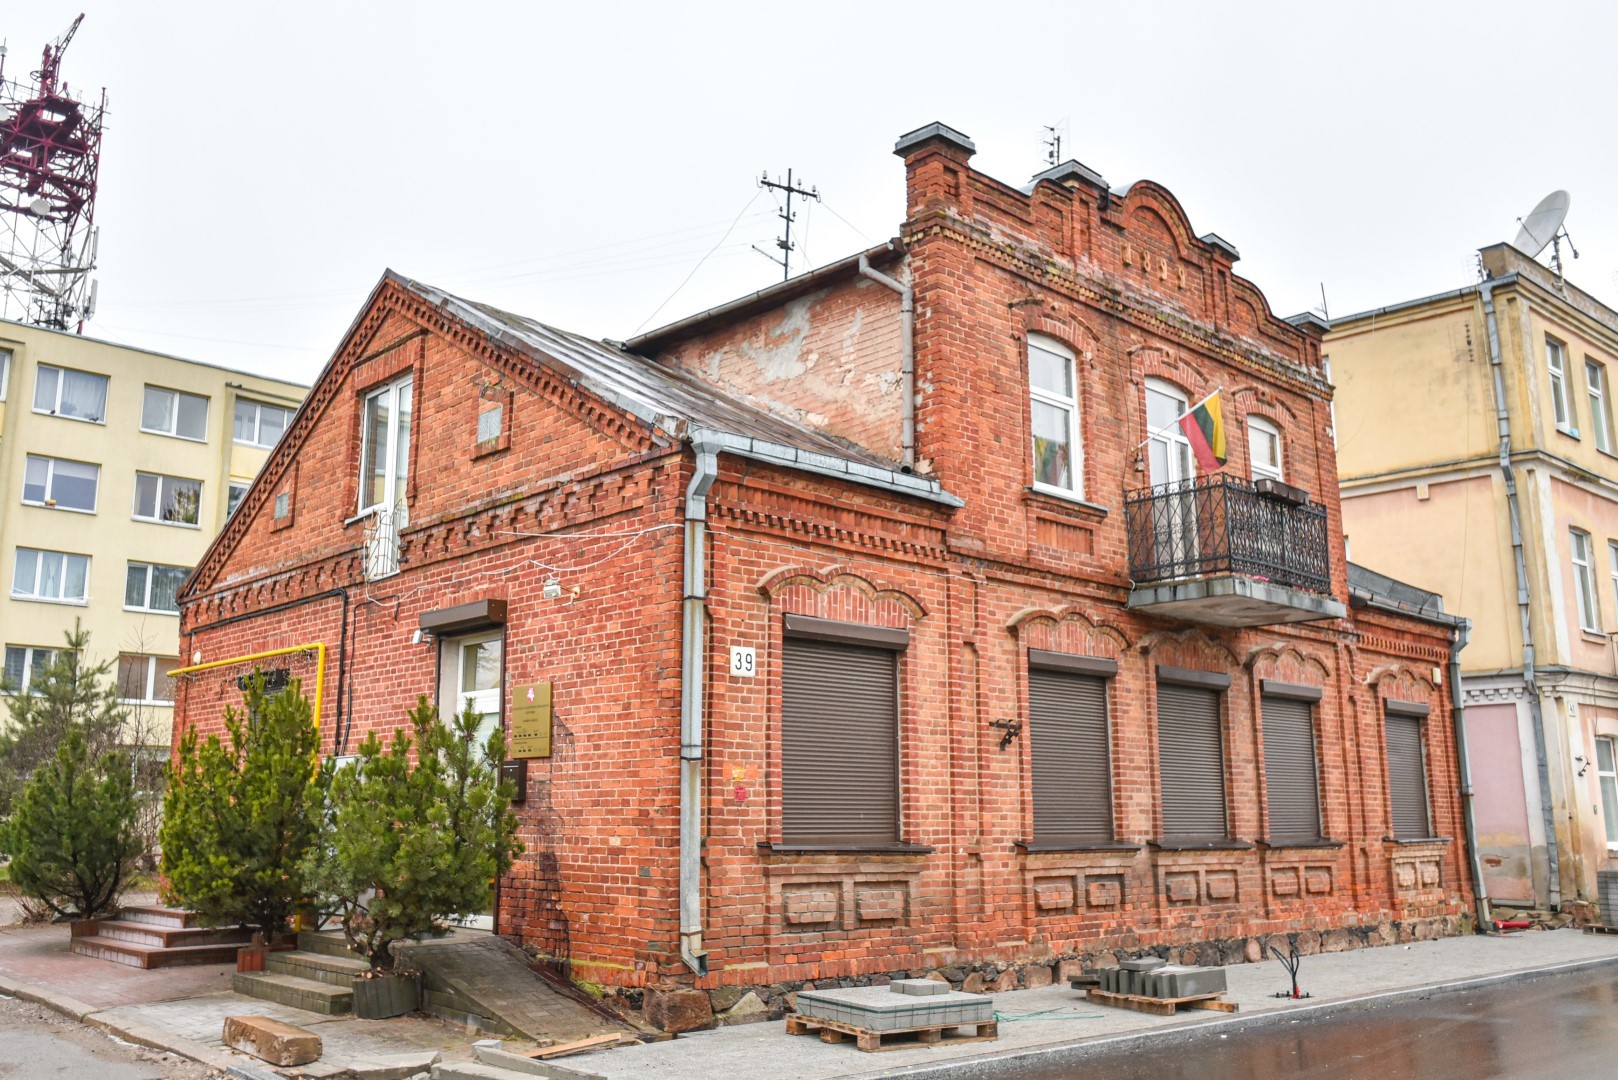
93;919;254;949
233;971;353;1015
71;935;242;968
266;949;371;987
296;930;355;959
117;904;201;929
434;1061;604;1080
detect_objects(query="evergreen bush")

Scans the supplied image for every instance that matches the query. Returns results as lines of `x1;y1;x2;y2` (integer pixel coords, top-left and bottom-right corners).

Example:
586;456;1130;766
160;674;321;935
306;696;521;971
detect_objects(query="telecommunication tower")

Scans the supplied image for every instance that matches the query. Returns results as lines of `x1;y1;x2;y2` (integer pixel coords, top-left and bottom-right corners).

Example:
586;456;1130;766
0;14;106;331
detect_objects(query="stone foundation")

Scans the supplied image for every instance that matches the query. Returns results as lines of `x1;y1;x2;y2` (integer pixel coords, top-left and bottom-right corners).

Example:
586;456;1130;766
614;914;1469;1031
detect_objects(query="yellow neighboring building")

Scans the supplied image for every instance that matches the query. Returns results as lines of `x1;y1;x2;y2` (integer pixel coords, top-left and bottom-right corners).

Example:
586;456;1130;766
0;318;307;745
1329;243;1618;913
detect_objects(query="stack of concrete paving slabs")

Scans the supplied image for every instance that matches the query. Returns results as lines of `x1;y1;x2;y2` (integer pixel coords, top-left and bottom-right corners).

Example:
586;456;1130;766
1096;957;1227;1000
795;979;994;1033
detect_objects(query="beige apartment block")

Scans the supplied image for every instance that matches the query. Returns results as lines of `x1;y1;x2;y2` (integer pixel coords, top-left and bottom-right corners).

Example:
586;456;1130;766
1329;244;1618;914
0;318;307;745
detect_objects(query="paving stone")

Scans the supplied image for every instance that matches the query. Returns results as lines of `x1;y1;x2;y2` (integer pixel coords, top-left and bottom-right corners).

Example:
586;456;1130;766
1119;957;1167;972
222;1014;322;1066
889;978;947;997
473;1043;608;1079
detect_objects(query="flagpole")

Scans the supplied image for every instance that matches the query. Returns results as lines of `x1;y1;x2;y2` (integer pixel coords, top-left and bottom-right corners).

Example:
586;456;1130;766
1134;387;1223;450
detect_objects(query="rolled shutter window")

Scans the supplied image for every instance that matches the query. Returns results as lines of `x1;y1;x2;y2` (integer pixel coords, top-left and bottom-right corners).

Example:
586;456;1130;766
781;636;898;844
1386;711;1431;839
1157;683;1228;842
1262;695;1322;842
1029;668;1113;844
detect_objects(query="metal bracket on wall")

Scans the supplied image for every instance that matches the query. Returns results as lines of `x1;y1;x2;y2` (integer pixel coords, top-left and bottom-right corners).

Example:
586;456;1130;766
990;719;1021;751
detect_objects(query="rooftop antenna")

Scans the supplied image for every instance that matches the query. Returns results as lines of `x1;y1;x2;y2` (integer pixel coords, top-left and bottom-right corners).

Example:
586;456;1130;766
753;169;819;281
1514;190;1578;289
0;13;105;332
1041;121;1068;167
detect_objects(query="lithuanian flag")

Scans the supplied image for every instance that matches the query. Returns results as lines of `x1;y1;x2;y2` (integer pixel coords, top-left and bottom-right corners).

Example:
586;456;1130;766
1177;391;1227;472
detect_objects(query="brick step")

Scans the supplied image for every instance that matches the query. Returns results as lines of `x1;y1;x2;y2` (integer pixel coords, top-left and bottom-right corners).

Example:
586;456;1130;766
295;930;355;959
266;949;371;987
71;935;242;969
233;971;353;1015
117;904;202;929
93;919;254;950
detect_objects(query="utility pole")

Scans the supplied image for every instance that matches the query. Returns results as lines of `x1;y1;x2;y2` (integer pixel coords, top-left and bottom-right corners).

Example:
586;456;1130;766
753;169;819;281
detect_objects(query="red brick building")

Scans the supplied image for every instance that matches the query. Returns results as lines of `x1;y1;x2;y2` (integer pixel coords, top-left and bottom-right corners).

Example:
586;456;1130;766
176;123;1475;1026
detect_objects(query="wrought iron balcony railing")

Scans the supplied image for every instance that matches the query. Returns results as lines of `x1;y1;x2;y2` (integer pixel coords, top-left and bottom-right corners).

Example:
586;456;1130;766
1123;475;1331;595
362;506;404;581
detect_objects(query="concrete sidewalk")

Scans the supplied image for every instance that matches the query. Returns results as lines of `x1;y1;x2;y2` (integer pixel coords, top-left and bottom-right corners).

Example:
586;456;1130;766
6;921;1618;1079
587;929;1618;1080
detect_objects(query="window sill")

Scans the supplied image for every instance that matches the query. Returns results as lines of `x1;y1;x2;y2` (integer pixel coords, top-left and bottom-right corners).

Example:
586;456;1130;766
21;502;96;515
123;606;180;617
10;595;89;607
1015;840;1142;854
1583;631;1612;644
1259;838;1345;850
1148;839;1255;852
757;841;934;856
32;410;105;425
1557;424;1581;440
233;439;279;451
119;698;175;707
1382;836;1452;846
132;518;201;530
140;428;208;444
1024;485;1109;520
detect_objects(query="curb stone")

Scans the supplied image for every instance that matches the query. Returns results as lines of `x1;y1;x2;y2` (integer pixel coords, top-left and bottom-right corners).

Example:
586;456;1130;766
845;952;1618;1079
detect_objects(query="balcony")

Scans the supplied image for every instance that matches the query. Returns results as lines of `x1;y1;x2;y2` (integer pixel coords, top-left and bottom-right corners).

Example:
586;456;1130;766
1123;475;1346;628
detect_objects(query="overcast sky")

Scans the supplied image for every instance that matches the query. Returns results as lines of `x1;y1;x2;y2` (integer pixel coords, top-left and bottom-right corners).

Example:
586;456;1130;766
8;1;1617;385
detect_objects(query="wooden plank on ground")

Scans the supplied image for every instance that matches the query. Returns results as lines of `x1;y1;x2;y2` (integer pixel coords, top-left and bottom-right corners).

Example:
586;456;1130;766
529;1033;623;1058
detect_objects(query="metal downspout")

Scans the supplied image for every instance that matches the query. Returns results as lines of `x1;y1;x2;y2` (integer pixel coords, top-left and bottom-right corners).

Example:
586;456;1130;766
679;439;719;976
858;251;916;471
1449;617;1492;928
1481;279;1562;909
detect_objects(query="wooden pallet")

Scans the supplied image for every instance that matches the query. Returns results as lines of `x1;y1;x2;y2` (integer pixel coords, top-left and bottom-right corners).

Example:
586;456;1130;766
1086;987;1238;1016
785;1013;998;1052
1583;923;1618;935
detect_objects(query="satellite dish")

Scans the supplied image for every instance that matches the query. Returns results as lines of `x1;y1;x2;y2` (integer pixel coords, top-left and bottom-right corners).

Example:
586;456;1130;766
1514;190;1570;259
28;196;51;216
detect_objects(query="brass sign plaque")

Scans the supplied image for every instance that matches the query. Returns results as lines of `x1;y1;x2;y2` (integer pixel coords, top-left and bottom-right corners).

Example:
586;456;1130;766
510;682;553;759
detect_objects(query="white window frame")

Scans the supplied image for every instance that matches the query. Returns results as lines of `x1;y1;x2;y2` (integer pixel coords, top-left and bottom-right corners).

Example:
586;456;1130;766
0;347;11;401
3;645;56;695
1027;335;1083;498
140;385;209;442
227;480;250;518
1248;416;1283;482
1598;736;1618;850
1549;338;1575;433
1610;541;1618;626
21;454;100;513
118;653;178;705
1572;528;1600;633
32;363;108;424
358;375;414;515
233;398;291;449
1588;359;1613;454
125;561;187;615
11;548;90;604
132;471;203;528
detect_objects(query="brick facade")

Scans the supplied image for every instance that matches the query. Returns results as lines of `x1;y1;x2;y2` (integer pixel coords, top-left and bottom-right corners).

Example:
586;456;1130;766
176;124;1473;1027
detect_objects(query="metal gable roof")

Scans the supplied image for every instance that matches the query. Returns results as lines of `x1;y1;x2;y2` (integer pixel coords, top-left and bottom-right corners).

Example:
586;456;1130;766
393;274;960;507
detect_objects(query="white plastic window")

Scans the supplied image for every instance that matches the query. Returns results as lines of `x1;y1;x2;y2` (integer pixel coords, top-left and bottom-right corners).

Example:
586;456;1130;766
33;364;108;423
118;654;178;704
1587;360;1613;454
2;645;55;694
1572;528;1600;632
1248;417;1283;482
141;386;208;441
1028;337;1082;497
1548;338;1573;432
125;562;187;614
1598;737;1618;849
133;472;202;526
233;399;291;448
22;455;99;512
359;376;413;513
12;548;90;603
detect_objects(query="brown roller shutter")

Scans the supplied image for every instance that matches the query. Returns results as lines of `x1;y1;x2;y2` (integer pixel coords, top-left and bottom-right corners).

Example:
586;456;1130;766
781;636;898;845
1156;683;1228;842
1262;695;1322;842
1029;669;1113;844
1386;712;1431;839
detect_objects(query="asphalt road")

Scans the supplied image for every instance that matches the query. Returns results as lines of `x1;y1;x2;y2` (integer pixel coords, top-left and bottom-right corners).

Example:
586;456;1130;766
1014;964;1618;1079
0;994;213;1080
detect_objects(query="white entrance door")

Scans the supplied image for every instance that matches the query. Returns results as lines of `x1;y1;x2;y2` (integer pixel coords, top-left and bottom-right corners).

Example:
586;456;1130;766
1145;380;1197;578
444;632;502;930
